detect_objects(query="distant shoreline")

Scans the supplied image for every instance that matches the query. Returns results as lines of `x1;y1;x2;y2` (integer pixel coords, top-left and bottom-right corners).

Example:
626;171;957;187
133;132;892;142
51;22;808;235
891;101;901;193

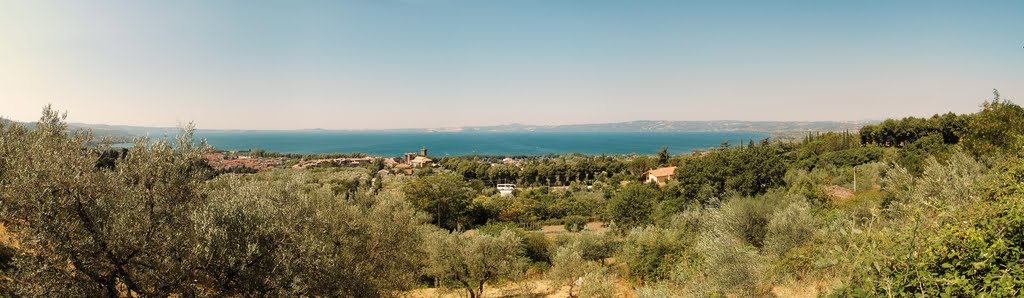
191;131;772;157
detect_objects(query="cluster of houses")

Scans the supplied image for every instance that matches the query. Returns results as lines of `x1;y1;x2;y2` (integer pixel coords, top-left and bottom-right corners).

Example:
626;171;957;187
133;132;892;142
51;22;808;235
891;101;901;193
205;147;681;189
291;157;376;170
202;152;285;171
498;157;525;168
201;146;439;174
385;147;434;176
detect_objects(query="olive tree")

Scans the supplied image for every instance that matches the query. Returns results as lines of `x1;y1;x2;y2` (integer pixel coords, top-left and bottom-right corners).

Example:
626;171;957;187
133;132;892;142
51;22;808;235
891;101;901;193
548;244;609;298
425;230;527;298
0;107;434;297
193;173;433;297
0;106;210;296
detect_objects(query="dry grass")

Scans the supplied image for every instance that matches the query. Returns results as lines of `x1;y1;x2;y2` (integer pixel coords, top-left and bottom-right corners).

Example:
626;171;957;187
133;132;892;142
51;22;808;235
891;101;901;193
0;222;18;250
464;222;609;238
825;185;854;203
403;278;636;298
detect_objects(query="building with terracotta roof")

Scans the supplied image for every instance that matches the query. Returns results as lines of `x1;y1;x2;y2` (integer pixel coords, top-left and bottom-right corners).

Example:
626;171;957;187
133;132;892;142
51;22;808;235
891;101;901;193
645;166;677;187
410;156;433;168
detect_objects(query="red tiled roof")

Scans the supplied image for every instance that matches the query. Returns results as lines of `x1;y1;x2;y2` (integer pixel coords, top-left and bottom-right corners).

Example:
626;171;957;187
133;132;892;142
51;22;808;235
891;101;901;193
646;166;677;178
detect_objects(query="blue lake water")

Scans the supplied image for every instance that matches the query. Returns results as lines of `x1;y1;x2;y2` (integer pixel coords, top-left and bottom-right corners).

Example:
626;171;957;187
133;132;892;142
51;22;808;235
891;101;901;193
193;131;769;157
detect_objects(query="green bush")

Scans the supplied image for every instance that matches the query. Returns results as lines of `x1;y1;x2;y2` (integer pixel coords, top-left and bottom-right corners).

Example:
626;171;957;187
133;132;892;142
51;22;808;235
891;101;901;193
555;232;618;265
839;198;1024;296
764;198;817;257
719;196;778;249
607;184;660;231
618;226;687;281
524;233;552;264
696;224;767;296
478;223;551;263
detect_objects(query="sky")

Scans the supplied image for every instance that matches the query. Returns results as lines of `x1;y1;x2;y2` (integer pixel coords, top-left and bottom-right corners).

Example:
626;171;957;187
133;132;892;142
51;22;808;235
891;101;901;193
1;0;1022;130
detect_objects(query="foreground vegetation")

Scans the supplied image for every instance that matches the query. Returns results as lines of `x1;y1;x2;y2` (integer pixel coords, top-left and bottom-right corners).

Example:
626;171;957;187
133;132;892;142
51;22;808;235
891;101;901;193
1;90;1022;297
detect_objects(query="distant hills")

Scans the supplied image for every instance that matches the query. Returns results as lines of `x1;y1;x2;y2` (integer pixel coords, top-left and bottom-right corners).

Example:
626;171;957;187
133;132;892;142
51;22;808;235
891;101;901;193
441;120;873;134
67;123;181;137
1;119;874;138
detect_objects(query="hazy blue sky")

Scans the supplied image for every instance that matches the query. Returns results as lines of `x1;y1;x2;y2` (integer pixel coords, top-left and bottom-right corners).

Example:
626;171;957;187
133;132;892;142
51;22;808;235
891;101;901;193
2;0;1022;129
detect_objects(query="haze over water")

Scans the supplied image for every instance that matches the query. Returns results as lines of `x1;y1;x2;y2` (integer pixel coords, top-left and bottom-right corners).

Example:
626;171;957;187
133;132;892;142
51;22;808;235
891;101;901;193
194;131;769;157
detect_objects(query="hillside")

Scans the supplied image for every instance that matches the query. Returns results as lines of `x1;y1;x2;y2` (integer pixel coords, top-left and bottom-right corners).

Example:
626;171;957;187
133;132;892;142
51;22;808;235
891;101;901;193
450;120;872;133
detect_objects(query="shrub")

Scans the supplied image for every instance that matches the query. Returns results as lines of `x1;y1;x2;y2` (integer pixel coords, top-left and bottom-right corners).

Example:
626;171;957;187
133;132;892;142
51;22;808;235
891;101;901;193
764;198;817;257
719;196;778;249
577;268;617;298
696;215;768;296
548;245;596;297
556;232;617;265
914;150;987;206
563;215;588;232
524;233;552;264
478;223;551;263
617;226;686;281
785;169;828;205
563;191;608;219
839;198;1024;296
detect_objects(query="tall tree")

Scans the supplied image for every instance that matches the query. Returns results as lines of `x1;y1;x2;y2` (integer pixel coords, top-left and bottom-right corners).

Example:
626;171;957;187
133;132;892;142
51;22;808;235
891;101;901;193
962;89;1024;157
403;173;475;230
607;184;661;230
657;146;670;166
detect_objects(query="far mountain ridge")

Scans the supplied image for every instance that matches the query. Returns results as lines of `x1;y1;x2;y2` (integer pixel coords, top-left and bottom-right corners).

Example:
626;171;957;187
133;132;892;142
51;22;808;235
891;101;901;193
438;120;873;133
1;119;874;136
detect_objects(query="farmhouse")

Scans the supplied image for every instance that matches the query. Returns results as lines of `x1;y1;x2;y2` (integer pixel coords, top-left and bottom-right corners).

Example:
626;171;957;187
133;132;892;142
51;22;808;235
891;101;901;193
410;156;433;168
645;166;677;187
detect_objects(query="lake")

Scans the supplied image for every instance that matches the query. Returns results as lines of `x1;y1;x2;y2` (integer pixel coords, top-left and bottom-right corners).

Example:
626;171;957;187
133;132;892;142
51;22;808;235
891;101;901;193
193;131;770;157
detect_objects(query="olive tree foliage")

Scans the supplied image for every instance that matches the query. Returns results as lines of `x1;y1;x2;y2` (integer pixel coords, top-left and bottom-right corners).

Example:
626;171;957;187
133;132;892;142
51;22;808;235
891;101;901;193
0;107;433;297
193;176;432;297
554;232;617;265
0;106;210;296
549;235;619;298
883;150;988;210
576;269;617;298
697;206;769;296
548;245;593;297
914;150;988;205
425;230;527;298
763;198;817;257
